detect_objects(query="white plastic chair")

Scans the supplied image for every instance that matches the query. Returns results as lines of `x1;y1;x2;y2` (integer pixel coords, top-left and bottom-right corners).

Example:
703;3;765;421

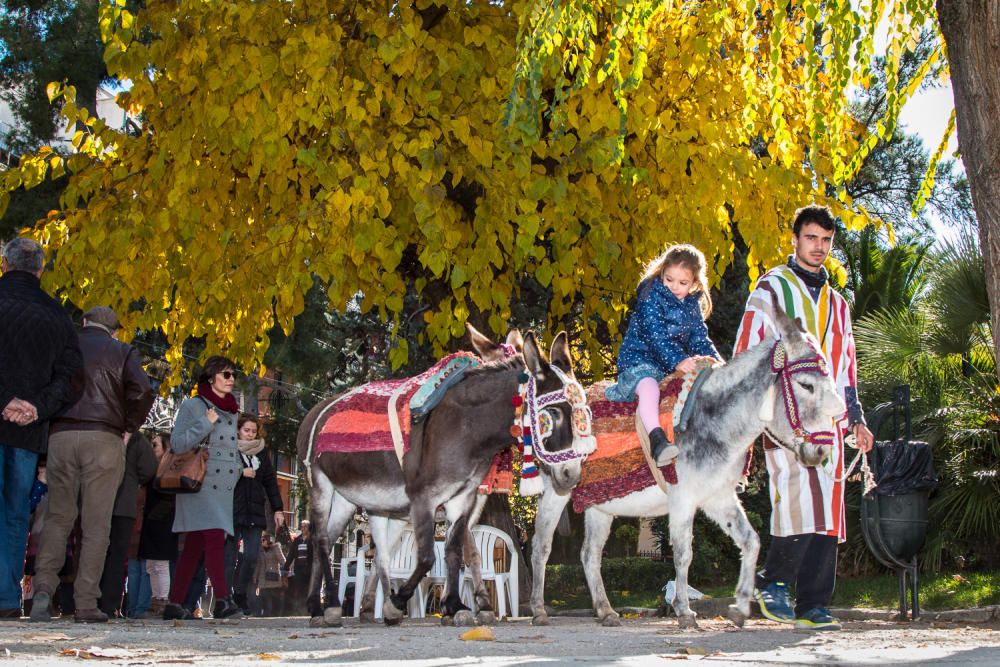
460;525;519;618
336;545;369;617
373;527;428;618
419;540;448;613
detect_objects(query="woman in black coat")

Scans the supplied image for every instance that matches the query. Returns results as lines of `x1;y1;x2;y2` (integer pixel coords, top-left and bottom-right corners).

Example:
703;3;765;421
226;415;284;613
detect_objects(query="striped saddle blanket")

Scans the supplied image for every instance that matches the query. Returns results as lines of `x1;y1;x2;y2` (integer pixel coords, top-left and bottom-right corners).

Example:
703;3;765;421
314;351;480;456
570;364;711;513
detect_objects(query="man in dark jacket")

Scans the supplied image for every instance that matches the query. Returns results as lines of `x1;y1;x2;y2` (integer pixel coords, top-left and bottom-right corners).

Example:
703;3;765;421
283;521;312;615
30;306;155;623
0;238;82;620
97;432;157;617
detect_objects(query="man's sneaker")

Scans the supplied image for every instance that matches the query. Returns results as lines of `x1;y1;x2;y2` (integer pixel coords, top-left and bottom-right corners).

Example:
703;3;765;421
28;591;51;622
795;607;842;631
754;581;794;623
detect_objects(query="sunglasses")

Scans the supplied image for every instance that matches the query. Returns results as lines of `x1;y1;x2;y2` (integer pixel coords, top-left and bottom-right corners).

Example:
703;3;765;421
220;371;237;380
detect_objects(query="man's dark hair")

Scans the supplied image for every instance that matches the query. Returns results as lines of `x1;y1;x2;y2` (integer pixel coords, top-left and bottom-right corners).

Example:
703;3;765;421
792;205;836;236
197;355;237;384
2;237;45;273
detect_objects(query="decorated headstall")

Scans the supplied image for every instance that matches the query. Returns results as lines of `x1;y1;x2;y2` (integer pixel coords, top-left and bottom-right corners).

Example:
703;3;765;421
511;364;596;496
769;340;835;447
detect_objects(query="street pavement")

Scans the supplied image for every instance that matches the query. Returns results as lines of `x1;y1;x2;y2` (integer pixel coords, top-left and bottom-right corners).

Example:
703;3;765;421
1;613;998;665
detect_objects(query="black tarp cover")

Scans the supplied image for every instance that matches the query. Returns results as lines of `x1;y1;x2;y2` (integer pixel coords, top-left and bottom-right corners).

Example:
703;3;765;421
872;439;939;495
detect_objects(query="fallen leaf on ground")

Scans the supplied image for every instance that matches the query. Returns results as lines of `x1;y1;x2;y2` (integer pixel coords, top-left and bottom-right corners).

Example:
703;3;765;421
256;653;282;661
680;646;708;655
28;633;72;641
460;627;495;641
287;634;298;639
60;647;155;659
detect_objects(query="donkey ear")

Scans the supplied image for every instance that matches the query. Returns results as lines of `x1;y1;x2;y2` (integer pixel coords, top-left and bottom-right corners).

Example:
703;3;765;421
505;329;524;353
772;308;804;341
466;322;498;359
523;332;546;378
549;331;573;375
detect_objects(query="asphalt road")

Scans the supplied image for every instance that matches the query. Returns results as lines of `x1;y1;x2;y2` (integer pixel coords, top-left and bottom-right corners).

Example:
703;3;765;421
1;614;998;665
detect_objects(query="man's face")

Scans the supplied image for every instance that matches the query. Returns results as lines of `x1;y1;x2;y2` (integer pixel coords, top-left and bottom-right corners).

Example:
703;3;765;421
792;222;834;271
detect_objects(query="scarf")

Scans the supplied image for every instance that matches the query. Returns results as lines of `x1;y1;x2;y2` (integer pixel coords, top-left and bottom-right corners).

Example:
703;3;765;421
196;382;240;413
787;255;829;289
238;438;266;456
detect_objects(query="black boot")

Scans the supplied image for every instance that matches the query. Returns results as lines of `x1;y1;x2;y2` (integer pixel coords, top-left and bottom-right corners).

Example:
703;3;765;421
233;593;249;615
648;427;679;465
213;597;242;619
163;602;195;620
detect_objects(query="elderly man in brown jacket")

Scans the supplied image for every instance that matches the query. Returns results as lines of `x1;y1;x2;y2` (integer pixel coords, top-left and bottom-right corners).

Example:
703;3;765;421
30;306;155;623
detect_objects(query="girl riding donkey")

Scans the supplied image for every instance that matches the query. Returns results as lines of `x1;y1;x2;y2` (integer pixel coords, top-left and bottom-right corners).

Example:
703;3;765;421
606;244;722;465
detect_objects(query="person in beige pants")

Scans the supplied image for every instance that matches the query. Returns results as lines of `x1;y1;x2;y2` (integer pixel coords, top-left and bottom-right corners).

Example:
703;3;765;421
30;307;154;623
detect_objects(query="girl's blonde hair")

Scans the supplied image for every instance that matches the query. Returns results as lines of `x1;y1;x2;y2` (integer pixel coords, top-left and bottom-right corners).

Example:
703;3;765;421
640;244;713;318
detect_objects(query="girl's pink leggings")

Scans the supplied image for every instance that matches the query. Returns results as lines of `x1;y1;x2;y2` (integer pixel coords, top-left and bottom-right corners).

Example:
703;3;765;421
635;377;662;434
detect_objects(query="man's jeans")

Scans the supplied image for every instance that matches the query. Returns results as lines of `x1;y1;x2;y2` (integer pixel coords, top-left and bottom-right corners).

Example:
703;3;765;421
0;446;39;609
33;431;125;609
126;559;151;618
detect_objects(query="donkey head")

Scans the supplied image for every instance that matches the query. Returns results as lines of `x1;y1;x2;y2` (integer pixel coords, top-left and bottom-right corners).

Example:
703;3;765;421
758;309;846;466
522;331;593;493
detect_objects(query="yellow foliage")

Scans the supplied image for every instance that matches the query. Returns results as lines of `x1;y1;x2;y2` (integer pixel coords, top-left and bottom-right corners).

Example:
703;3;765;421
2;0;883;383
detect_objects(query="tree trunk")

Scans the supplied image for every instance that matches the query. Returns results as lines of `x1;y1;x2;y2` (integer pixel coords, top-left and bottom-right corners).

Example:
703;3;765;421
937;1;1000;374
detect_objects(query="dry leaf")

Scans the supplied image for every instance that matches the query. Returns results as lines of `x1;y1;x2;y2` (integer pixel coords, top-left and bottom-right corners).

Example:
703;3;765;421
681;646;708;655
287;634;299;639
256;653;282;661
460;627;496;641
28;633;72;641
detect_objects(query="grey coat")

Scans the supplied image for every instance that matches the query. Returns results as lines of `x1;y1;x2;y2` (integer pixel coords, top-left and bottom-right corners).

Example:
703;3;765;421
170;395;241;535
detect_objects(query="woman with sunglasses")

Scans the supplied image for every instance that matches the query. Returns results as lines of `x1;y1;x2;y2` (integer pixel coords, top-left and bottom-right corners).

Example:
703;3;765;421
163;356;243;620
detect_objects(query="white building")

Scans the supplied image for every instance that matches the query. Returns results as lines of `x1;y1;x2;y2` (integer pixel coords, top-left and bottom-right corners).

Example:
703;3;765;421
1;84;131;167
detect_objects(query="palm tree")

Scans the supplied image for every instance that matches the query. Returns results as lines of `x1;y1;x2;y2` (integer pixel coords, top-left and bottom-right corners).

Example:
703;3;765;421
840;224;932;322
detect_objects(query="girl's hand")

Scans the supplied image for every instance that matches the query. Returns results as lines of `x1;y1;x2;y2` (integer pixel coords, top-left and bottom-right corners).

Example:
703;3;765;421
242;467;256;478
675;357;697;374
206;406;219;424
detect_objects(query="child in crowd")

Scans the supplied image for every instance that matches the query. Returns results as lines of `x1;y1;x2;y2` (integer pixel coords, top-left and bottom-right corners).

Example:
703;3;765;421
605;244;721;463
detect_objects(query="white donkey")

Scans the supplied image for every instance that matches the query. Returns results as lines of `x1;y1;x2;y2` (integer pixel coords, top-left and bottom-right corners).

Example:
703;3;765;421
528;310;846;629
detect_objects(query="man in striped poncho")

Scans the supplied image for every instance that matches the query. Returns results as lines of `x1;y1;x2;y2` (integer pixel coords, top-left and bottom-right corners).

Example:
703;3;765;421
734;205;874;631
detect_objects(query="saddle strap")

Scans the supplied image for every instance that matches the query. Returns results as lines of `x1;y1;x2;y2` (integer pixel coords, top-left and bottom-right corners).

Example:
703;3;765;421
387;383;409;468
675;366;714;433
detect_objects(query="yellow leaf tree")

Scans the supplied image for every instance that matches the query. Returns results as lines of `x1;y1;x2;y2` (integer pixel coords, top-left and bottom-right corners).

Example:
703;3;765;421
1;1;902;382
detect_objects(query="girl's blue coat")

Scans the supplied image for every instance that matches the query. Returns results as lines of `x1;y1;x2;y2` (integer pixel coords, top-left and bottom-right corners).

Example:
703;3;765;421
606;278;719;401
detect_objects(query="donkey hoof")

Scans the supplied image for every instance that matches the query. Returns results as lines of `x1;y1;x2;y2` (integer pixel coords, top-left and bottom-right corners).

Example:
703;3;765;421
358;611;377;624
601;614;622;628
453;610;476;627
678;614;698;630
382;604;403;626
531;613;550;627
309;616;325;628
383;614;403;627
323;607;343;628
726;604;747;628
440;614;455;627
475;610;496;626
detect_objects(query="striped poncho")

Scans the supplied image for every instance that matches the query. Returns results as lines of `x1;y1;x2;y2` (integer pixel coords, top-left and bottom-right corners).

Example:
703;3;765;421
734;263;858;542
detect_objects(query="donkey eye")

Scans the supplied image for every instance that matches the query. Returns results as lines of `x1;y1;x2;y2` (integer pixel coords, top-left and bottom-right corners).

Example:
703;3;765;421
798;381;814;392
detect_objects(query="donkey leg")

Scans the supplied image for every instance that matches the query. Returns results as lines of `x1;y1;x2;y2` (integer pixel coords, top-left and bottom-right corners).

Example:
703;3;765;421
370;517;407;626
388;502;436;621
669;505;699;629
454;494;494;626
313;490;356;627
581;509;619;626
439;503;476;626
306;473;337;624
530;487;571;625
701;494;760;628
356;561;380;624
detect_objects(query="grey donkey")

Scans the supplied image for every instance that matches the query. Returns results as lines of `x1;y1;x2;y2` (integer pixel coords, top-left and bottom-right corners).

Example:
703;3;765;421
528;309;846;629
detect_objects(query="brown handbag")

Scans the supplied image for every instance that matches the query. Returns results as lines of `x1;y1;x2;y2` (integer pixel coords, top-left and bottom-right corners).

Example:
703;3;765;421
153;445;209;493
